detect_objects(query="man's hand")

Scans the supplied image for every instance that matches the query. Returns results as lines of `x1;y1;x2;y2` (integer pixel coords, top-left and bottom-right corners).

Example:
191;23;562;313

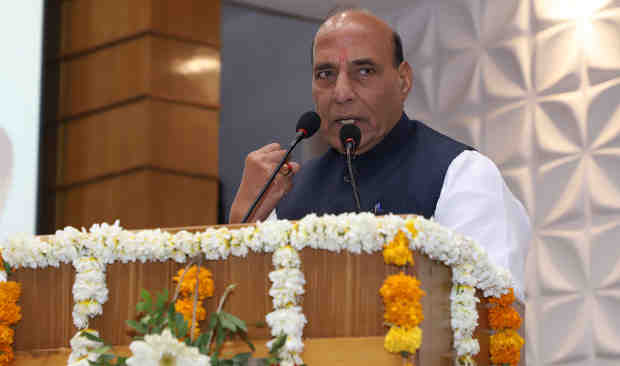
229;143;301;223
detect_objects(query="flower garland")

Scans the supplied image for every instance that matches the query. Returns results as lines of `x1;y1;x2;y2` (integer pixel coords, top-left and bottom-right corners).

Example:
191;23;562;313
487;288;524;365
266;245;306;366
1;212;521;365
68;329;104;366
0;254;21;366
173;265;214;338
380;220;425;364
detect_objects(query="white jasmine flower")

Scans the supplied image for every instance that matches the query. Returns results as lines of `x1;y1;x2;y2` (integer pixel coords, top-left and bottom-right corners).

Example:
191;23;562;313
126;328;210;366
69;329;103;360
266;307;307;337
272;246;301;269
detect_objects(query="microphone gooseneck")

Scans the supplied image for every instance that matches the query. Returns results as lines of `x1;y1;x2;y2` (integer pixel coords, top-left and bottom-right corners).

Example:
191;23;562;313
241;111;321;223
339;124;362;212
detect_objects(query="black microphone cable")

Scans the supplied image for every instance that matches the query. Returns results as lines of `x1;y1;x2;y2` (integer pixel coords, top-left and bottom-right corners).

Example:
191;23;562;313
339;124;362;212
241;111;321;223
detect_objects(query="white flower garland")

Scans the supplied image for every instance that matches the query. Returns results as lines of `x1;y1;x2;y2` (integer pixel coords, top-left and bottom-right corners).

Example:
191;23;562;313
0;212;515;365
267;245;307;365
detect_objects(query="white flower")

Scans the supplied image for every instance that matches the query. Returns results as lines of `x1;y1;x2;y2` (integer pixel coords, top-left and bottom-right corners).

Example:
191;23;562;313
272;246;301;269
266;307;307;337
68;329;103;364
454;337;480;357
72;300;103;329
0;270;6;283
126;329;210;366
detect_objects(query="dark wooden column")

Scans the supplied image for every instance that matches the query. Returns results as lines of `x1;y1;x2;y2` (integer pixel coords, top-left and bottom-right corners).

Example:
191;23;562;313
41;0;220;231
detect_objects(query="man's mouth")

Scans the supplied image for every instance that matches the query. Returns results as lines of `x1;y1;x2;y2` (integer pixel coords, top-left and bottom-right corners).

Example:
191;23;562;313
334;117;361;125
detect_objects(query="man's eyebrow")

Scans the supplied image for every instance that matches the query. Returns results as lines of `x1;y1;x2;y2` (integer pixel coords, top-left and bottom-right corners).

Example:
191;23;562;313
351;58;377;66
314;62;335;71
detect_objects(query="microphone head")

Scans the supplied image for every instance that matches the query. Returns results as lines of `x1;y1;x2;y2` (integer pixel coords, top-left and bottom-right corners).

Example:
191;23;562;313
339;124;362;151
296;111;321;138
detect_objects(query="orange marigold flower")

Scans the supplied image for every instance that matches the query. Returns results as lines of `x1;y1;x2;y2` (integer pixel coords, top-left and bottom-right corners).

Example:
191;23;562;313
0;282;21;304
490;329;524;366
489;305;522;330
0;325;14;345
383;231;414;266
488;288;515;307
0;302;21;326
384;299;424;328
0;343;14;364
174;297;207;322
173;266;214;299
380;273;425;305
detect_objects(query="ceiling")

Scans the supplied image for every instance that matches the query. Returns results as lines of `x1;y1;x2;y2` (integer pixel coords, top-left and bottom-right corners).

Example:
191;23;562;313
227;0;415;21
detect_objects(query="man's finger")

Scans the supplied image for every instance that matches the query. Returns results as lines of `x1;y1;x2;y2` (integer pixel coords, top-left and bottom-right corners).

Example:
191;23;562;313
257;143;282;153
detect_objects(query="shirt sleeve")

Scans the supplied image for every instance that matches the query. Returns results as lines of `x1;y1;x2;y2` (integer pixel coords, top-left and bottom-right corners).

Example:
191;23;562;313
434;150;532;301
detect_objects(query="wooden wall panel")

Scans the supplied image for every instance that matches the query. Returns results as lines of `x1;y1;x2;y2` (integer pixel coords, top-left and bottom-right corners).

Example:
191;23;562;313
151;0;221;46
60;100;219;185
57;170;218;229
57;37;150;119
59;0;151;57
57;0;220;58
57;36;219;120
150;39;220;107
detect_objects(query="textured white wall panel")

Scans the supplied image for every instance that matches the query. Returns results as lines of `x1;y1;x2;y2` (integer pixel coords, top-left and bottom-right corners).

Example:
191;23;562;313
384;0;620;364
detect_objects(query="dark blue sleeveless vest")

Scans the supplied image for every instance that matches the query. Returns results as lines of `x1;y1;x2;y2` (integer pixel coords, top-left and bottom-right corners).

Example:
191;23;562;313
276;114;472;220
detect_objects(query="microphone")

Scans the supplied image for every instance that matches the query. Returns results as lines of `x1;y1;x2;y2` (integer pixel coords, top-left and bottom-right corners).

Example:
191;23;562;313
339;124;362;212
241;111;321;223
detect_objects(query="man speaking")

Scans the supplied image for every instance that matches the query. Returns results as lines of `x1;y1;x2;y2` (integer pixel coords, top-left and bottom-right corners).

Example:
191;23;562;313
229;9;530;299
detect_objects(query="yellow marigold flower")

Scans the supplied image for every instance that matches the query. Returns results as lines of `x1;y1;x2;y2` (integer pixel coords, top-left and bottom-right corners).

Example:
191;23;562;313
174;297;207;322
0;282;21;304
384;325;422;354
405;219;418;238
0;343;13;364
384;299;424;328
0;325;13;345
383;232;414;266
0;302;21;326
489;305;522;330
490;329;524;366
173;266;214;299
488;287;515;307
380;273;425;305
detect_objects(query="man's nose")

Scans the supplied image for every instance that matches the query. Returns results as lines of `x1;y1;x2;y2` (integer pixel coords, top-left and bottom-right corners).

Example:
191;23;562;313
333;72;354;104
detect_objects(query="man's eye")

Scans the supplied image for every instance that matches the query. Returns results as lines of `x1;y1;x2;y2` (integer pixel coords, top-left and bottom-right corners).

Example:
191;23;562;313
316;70;333;80
359;67;375;76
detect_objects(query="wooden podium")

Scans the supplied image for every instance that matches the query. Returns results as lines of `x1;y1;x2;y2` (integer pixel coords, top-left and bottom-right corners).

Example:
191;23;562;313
9;223;524;366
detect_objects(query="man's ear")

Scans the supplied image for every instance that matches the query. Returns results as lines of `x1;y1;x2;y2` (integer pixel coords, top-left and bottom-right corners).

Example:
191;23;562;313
397;61;413;97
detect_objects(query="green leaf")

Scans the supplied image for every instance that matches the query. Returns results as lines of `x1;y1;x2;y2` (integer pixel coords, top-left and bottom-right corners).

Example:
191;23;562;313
221;312;248;332
156;289;168;311
214;323;227;357
220;314;238;332
127;319;147;334
81;332;104;343
207;312;219;331
139;289;153;312
92;345;111;354
268;334;287;354
3;260;11;276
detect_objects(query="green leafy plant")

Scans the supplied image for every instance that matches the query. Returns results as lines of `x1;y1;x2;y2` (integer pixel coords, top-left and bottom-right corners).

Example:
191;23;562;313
82;284;287;366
